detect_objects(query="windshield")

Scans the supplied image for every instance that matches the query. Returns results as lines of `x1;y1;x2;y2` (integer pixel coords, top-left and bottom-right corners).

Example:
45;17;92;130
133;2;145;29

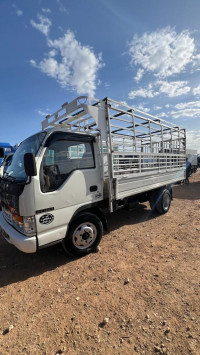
5;132;46;181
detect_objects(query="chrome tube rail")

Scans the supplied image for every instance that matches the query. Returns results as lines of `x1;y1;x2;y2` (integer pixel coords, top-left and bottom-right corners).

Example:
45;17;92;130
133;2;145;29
42;96;186;180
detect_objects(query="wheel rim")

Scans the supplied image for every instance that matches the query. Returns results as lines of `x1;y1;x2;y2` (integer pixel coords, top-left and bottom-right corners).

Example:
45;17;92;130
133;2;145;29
72;222;97;250
163;193;170;210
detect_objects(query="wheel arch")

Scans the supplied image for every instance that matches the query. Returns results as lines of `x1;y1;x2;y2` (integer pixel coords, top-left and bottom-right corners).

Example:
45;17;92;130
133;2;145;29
166;184;173;200
69;204;108;232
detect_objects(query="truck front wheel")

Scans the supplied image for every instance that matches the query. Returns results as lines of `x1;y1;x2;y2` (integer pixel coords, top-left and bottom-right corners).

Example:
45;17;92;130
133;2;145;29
63;212;103;257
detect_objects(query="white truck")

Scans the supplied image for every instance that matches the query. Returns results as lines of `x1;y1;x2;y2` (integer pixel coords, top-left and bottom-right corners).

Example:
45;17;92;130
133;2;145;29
187;154;198;172
0;97;186;256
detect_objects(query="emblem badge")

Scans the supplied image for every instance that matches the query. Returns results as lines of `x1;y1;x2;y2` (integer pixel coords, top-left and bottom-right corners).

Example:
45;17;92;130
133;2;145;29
39;213;54;225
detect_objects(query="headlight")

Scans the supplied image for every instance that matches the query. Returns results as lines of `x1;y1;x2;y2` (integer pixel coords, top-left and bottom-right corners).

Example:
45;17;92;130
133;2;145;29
23;216;36;235
12;214;36;235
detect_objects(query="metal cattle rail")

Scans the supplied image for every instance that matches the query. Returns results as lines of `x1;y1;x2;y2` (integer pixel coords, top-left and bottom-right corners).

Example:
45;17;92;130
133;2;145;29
42;96;186;211
105;98;186;178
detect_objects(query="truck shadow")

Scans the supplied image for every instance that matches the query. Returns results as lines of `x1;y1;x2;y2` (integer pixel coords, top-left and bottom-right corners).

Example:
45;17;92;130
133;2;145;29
173;181;200;200
0;204;157;288
0;241;74;288
107;203;157;233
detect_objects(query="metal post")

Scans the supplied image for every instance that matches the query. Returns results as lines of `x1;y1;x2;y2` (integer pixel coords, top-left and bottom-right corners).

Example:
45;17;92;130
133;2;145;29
105;99;114;213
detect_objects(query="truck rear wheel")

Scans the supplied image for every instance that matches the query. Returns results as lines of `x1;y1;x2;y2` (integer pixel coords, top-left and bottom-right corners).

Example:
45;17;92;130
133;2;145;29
63;212;103;257
156;189;171;214
150;188;171;214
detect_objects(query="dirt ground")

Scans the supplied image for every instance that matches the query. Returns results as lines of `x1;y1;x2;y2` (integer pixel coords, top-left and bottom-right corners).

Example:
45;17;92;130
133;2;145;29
0;171;200;355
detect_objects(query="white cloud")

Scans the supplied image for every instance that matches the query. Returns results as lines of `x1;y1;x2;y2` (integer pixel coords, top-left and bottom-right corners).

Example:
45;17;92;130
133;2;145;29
56;0;68;13
134;68;144;82
42;8;52;14
38;58;59;78
36;109;50;117
105;82;110;88
128;85;159;99
128;80;190;99
153;105;162;110
12;4;23;16
186;109;200;118
193;85;200;96
171;101;200;118
30;15;52;36
157;112;168;118
137;104;150;113
112;101;128;108
30;59;37;67
48;49;57;57
172;108;200;118
175;101;200;110
158;80;191;97
30;28;104;96
129;27;198;81
16;9;23;16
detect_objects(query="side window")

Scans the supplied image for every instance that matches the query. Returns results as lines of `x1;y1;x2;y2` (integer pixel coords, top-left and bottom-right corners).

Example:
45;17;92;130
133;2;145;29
68;142;94;169
40;139;95;192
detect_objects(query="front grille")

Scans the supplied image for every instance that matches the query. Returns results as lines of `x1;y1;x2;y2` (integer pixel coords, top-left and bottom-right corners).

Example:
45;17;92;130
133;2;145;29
0;178;25;214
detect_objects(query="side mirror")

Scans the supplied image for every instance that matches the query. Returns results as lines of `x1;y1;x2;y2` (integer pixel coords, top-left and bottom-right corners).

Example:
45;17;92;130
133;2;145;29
24;153;37;177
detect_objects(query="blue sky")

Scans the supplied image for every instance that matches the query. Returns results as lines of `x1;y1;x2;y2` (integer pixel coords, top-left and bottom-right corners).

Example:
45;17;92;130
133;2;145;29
1;0;200;152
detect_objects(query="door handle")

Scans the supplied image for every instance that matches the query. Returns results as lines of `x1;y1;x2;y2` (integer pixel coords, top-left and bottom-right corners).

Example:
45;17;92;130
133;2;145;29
90;185;97;192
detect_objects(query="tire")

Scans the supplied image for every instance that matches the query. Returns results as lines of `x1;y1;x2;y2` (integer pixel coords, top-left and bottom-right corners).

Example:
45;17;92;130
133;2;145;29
63;212;103;257
150;188;171;214
156;189;171;214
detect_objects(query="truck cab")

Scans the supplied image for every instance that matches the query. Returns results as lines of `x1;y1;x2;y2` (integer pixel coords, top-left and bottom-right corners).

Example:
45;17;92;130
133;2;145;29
0;127;103;255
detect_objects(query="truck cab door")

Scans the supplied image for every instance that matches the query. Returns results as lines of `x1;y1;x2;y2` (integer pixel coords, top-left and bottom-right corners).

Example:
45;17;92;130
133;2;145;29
34;135;103;247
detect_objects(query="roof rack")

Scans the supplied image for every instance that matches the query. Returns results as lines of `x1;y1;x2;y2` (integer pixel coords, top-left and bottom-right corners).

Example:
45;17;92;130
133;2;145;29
41;95;186;155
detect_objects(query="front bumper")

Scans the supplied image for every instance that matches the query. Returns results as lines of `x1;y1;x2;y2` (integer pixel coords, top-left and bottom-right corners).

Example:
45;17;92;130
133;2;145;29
0;212;37;253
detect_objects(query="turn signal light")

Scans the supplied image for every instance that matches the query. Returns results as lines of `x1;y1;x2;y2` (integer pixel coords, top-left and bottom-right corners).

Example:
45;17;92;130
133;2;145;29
12;214;23;223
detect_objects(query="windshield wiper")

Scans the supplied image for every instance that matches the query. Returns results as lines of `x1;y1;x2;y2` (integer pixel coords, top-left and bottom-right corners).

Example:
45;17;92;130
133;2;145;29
3;174;16;182
3;175;26;185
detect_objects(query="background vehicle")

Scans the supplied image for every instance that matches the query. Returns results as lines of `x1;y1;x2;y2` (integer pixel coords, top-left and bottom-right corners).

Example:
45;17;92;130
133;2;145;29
0;97;186;256
0;153;14;177
0;143;15;166
187;154;198;173
185;153;199;182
